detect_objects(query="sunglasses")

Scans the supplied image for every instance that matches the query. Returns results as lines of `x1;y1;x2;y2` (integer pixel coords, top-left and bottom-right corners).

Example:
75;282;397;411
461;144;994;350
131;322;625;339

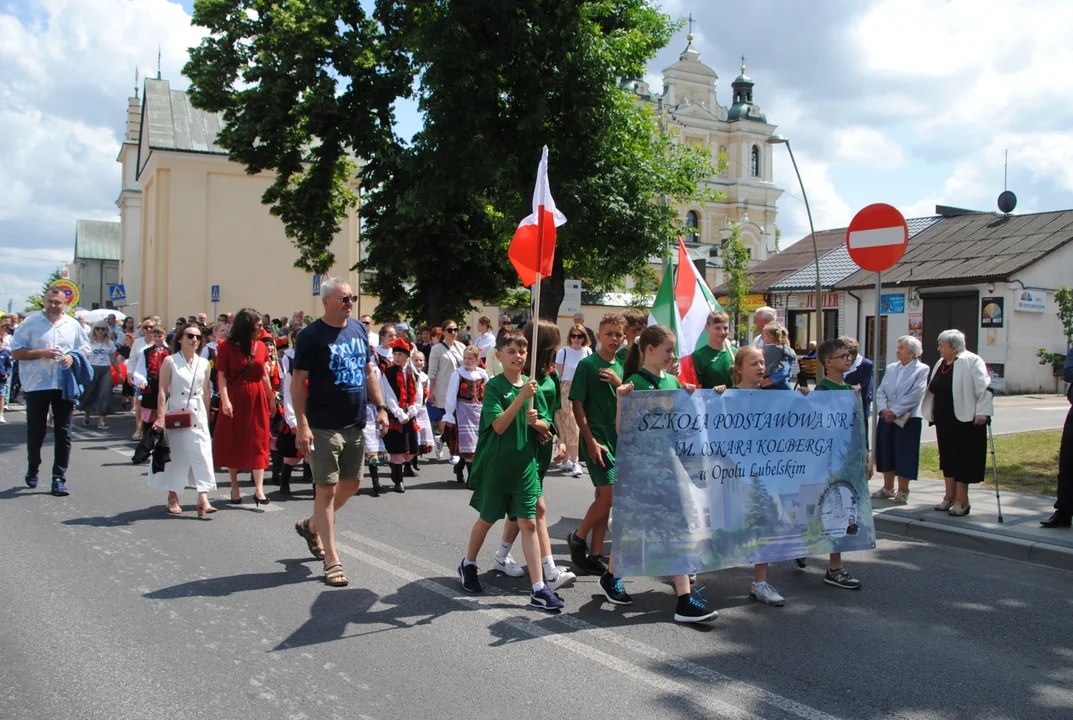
94;328;108;332
569;334;585;340
361;320;371;326
185;332;201;340
336;295;358;303
445;327;459;333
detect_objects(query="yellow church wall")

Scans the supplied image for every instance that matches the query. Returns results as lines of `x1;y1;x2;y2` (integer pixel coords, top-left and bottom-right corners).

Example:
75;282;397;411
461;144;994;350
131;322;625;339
136;151;359;322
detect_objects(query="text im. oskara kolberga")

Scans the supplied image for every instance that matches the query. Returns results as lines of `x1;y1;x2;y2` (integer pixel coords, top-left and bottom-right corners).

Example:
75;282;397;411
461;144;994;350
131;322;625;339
635;410;856;460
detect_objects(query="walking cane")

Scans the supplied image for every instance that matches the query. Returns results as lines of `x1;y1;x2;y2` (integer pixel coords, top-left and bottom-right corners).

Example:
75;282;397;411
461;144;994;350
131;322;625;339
986;388;1004;523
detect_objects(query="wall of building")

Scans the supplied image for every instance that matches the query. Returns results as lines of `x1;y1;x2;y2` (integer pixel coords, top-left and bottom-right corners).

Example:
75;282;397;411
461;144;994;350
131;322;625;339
71;258;121;309
136;152;359;322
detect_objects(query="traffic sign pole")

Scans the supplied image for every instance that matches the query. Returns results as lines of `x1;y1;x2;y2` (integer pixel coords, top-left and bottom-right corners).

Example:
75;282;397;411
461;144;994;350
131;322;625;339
872;271;881;460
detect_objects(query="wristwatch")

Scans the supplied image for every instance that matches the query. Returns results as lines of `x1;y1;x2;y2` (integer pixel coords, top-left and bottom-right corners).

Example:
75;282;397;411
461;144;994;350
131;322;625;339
377;404;389;413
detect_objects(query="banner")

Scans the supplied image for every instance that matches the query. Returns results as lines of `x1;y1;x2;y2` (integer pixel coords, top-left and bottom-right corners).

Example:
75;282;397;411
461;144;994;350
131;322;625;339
613;389;873;577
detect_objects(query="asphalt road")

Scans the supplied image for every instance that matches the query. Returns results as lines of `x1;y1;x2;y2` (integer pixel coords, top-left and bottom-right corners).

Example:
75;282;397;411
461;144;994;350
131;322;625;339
918;394;1068;443
2;408;1072;720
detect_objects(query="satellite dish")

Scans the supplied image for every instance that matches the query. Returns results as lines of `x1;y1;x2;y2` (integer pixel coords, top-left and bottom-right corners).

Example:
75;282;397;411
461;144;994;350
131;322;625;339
997;190;1017;214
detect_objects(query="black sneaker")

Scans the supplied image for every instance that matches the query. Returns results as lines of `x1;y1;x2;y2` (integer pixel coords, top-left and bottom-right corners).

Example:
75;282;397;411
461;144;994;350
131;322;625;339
823;567;861;590
674;588;718;623
586;554;610;575
794;557;808;569
599;572;633;605
51;478;70;497
25;472;39;489
530;586;565;612
458;561;482;593
566;532;591;573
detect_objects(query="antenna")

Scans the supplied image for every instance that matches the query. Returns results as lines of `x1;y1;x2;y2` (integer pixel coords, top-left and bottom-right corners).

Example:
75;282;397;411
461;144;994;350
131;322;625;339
1004;148;1008;191
134;67;139;98
156;45;162;80
997;149;1017;214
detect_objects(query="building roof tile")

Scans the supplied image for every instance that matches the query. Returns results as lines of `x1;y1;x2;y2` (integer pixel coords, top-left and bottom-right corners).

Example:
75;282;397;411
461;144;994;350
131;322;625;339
74;220;121;261
143;78;226;155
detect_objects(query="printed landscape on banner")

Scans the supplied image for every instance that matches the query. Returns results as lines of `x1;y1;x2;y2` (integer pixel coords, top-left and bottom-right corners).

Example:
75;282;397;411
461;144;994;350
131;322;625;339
612;389;874;577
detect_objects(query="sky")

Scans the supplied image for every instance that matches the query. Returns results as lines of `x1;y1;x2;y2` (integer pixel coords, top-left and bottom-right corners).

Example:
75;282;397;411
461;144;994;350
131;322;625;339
1;0;1071;312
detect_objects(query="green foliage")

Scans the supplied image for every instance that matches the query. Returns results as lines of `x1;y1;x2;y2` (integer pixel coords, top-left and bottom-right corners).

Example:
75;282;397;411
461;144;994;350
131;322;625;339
627;265;659;310
25;267;63;311
498;287;535;312
1055;285;1072;345
721;222;753;341
774;226;781;254
184;0;412;274
745;476;780;532
1037;348;1066;378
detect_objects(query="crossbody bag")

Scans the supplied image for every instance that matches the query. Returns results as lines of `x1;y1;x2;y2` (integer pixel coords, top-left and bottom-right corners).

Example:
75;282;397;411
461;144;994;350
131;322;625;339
164;355;202;429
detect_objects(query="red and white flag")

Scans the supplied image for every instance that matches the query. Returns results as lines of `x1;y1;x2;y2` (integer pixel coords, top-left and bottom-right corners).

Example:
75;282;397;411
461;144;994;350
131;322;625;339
509;146;567;287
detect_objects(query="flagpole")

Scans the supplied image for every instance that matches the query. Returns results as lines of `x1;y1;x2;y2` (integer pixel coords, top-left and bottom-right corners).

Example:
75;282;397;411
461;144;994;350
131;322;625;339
530;203;545;403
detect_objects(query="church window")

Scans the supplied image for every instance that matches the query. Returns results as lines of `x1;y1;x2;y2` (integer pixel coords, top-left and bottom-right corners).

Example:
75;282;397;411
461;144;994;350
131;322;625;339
686;210;699;243
750;145;761;177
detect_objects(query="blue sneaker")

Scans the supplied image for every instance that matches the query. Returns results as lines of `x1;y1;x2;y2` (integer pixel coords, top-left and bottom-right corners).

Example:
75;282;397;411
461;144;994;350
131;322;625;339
51;478;70;497
530;586;565;611
675;586;719;623
25;472;39;489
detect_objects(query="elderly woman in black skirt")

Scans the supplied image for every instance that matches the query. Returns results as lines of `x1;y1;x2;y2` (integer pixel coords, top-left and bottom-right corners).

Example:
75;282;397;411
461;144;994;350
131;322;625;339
921;329;993;516
872;335;929;504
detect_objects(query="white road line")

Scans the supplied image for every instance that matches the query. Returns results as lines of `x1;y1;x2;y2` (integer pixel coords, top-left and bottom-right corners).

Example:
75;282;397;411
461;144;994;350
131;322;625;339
1029;407;1068;411
341;530;841;720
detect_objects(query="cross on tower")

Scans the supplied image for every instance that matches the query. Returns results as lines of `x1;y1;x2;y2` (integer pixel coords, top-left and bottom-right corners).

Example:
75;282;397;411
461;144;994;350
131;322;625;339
688;14;695;36
741;55;747;71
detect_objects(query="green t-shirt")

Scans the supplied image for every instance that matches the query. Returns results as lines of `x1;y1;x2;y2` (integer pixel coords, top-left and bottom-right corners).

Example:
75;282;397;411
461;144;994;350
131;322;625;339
468;373;547;495
536;370;560;479
691;343;735;389
569;352;623;459
615;343;630;366
625;369;681;391
815;377;851;391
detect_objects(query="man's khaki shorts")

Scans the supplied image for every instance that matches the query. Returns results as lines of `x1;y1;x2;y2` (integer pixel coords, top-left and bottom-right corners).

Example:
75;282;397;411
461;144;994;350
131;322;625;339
309;426;366;485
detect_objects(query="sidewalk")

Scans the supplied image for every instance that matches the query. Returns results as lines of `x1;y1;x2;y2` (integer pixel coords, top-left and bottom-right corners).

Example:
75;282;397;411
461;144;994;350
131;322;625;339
870;477;1073;572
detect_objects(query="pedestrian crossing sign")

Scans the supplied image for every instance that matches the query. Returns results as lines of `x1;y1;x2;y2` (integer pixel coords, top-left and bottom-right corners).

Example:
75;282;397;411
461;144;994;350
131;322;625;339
313;275;321;297
108;284;126;302
211;285;220;303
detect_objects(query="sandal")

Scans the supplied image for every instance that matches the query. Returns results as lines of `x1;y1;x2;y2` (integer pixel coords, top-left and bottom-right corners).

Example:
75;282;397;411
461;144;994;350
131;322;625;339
871;487;895;500
323;560;349;587
892;491;910;504
934;499;954;511
295;519;325;560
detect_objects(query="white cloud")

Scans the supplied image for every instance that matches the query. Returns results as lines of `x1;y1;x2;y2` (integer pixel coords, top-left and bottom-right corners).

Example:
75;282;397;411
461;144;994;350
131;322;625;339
772;150;854;244
833;127;904;169
0;0;203;310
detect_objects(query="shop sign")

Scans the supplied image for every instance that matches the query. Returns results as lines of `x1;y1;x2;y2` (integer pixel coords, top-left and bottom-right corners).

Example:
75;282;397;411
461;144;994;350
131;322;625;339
1014;290;1046;313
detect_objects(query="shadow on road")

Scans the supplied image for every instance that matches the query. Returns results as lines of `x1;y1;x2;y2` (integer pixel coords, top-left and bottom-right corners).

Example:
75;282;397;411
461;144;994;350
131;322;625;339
144;558;315;600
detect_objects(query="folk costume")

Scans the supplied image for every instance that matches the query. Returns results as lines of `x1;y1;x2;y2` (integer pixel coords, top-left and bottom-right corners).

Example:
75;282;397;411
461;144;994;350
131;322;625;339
133;344;170;434
442;365;488;483
363;363;390;495
381;338;424;492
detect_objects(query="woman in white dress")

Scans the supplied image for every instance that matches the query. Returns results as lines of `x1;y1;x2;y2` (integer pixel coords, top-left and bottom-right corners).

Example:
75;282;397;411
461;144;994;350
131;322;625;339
150;321;217;518
554;323;593;476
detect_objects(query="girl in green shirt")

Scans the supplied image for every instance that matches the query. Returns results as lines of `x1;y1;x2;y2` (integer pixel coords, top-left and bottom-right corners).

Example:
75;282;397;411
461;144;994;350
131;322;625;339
617;325;717;623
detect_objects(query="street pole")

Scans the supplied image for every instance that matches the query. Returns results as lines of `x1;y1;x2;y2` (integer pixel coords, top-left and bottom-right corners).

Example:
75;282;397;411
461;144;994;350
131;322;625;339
768;135;822;344
872;272;882;458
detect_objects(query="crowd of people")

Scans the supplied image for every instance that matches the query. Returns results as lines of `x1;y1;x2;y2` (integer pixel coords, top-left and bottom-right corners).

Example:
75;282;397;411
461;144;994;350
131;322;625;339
10;285;1072;623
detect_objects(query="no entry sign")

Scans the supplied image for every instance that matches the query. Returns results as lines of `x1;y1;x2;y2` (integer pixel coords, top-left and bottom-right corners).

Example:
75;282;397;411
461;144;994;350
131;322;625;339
846;203;908;272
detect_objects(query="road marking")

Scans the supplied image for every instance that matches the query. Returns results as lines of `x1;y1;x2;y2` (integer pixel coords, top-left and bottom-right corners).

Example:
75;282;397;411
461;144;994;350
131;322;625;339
341;531;840;720
1029;407;1068;411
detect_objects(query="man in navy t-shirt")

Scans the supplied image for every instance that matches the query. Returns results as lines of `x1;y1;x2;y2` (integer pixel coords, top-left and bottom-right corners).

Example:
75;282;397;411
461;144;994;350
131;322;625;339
291;278;388;588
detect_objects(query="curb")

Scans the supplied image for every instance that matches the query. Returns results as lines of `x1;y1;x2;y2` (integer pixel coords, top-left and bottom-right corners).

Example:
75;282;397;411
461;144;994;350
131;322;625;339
874;514;1073;573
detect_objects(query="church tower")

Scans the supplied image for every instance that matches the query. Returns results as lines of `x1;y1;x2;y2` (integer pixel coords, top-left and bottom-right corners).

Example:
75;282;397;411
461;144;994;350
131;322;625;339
115;71;143;311
628;29;783;289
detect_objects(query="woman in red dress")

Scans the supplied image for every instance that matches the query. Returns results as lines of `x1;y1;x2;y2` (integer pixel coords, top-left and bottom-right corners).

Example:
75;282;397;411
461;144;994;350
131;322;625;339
214;308;272;505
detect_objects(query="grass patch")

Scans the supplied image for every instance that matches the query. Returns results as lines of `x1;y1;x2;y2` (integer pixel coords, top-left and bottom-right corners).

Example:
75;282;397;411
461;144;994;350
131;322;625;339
919;429;1061;495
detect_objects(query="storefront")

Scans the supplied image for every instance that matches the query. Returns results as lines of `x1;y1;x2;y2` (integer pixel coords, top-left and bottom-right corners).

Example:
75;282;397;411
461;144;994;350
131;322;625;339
772;292;843;351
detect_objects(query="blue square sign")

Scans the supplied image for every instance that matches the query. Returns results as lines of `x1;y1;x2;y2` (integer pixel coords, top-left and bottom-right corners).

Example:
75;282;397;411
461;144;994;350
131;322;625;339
108;284;126;302
312;275;321;297
211;285;220;303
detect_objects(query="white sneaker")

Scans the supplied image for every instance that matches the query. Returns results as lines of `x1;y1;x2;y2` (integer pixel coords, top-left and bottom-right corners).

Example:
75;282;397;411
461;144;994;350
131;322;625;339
571;464;583;477
449;455;460;465
750;581;785;607
434;437;444;459
492;554;525;577
562;461;576;473
0;415;6;424
547;568;577;591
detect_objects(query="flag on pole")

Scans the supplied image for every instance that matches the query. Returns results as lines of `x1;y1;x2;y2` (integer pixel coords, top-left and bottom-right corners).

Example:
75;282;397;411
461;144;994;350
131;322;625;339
647;237;722;385
509;146;567;288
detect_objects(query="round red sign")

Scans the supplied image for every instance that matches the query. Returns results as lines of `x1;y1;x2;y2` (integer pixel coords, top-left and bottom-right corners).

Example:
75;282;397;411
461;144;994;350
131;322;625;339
845;203;909;273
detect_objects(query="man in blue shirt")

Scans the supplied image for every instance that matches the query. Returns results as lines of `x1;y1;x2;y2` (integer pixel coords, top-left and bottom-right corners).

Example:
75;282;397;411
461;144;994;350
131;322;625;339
291;277;389;587
11;287;90;496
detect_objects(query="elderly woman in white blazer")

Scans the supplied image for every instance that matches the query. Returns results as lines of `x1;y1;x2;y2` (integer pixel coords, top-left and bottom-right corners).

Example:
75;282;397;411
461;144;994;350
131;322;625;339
872;336;930;504
921;329;993;516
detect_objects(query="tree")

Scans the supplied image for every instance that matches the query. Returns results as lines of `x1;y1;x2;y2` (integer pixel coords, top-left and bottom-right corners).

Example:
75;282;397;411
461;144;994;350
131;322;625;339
184;0;412;274
24;267;63;311
1055;286;1073;345
773;226;782;254
745;476;780;533
366;0;718;322
722;222;754;343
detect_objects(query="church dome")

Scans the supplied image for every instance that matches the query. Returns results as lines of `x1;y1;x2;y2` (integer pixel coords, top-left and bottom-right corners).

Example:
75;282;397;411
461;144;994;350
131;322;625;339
727;62;766;123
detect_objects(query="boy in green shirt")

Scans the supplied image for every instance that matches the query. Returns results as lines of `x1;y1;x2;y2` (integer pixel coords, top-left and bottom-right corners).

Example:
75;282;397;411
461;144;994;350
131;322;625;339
810;337;863;590
567;314;625;576
458;332;564;611
614;308;647;366
690;310;735;390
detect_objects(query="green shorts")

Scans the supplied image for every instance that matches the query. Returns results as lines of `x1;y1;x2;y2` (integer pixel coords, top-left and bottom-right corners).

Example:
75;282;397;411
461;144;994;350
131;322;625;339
309;426;366;485
471;488;540;524
586;451;616;487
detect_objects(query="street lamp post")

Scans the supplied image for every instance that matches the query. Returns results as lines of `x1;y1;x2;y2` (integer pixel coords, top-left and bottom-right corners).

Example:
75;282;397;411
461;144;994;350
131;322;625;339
767;134;823;344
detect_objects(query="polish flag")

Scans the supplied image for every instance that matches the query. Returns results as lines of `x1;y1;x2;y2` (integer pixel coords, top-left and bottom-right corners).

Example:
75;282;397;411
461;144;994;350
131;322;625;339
509;146;567;288
648;237;721;385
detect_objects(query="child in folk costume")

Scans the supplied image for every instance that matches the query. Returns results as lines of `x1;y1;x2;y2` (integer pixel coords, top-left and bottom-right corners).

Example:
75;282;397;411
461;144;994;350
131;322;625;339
133;325;170;437
442;345;488;484
262;331;286;489
363;362;390;496
410;350;434;474
381;337;423;493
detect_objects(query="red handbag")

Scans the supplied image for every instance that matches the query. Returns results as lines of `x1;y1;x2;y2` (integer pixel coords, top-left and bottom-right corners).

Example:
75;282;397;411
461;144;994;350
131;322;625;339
164;356;200;430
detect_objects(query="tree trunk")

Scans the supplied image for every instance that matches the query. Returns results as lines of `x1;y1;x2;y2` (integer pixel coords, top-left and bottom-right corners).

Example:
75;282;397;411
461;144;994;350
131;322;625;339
538;255;567;321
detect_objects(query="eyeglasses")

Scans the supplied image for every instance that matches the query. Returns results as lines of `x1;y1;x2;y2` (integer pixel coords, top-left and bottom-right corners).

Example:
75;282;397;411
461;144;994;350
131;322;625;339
361;319;371;326
336;295;358;303
569;333;585;340
185;332;201;340
833;353;852;361
445;327;459;333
